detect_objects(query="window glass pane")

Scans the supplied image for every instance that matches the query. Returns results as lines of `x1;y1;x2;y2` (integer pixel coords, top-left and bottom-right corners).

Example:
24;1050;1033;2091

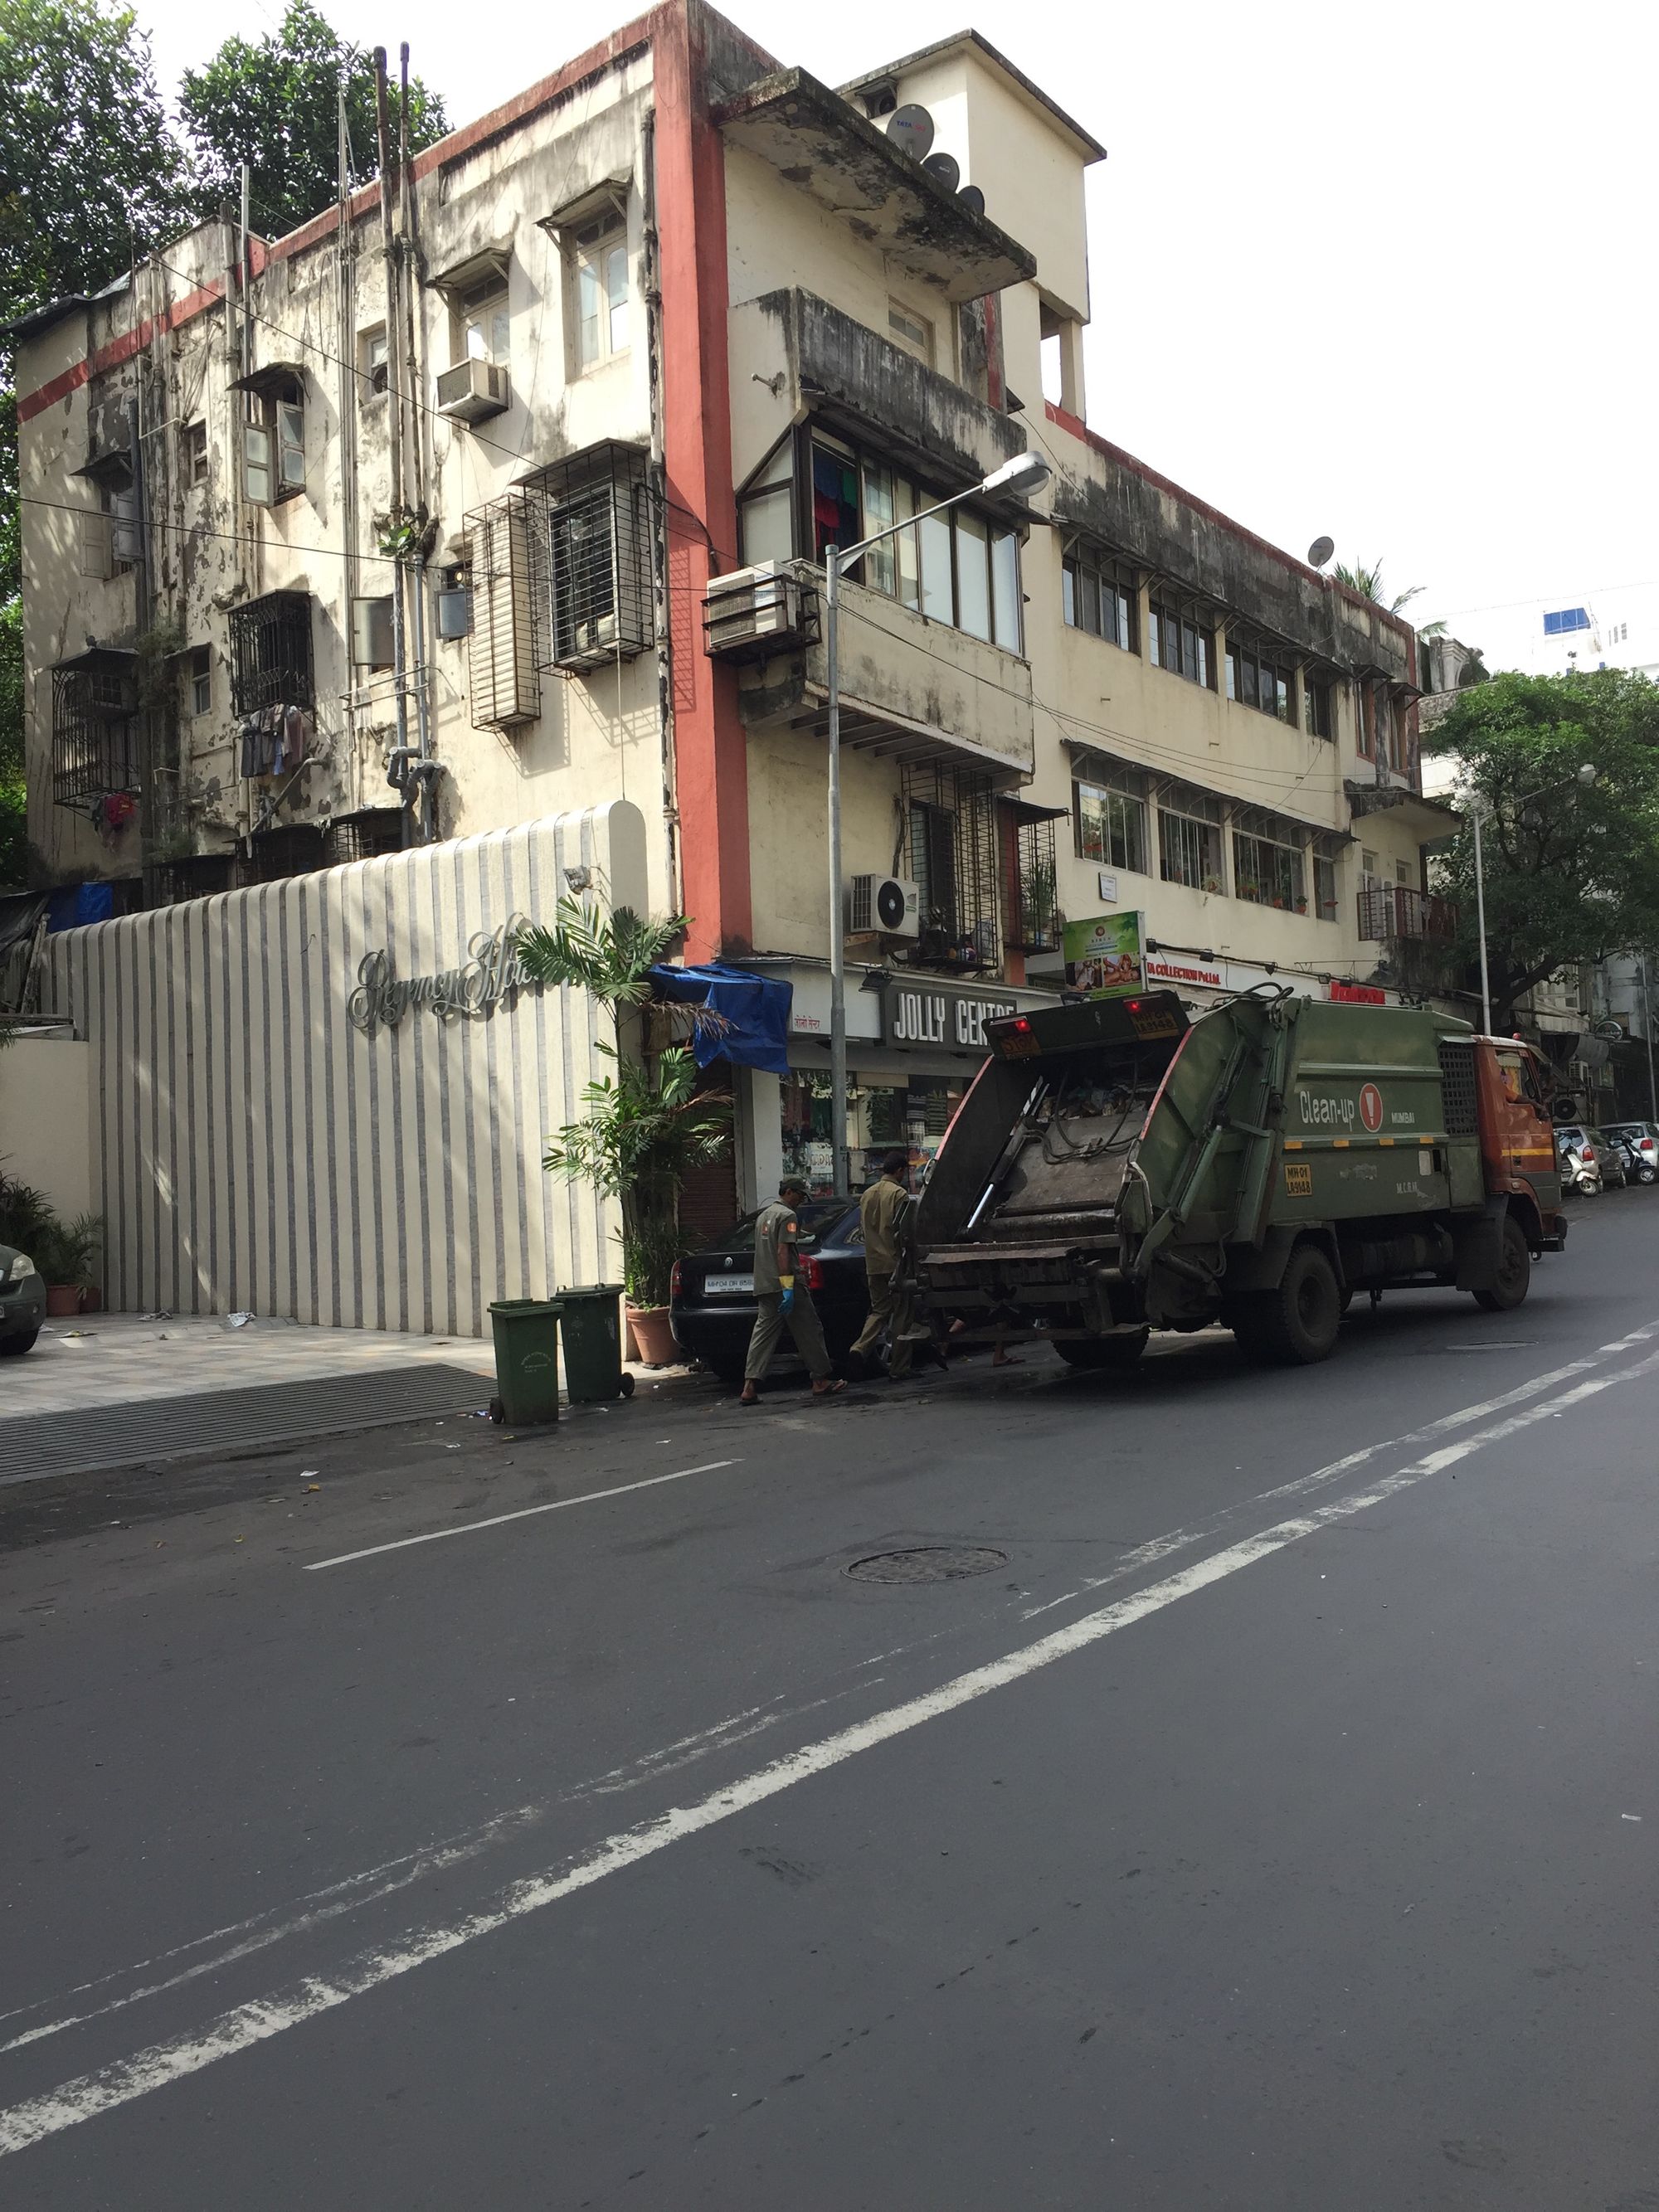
956;512;990;640
1225;648;1238;701
1062;562;1077;628
991;530;1019;650
811;445;860;563
863;463;895;596
577;260;601;366
1078;566;1100;637
753;439;794;490
1112;588;1131;649
893;478;919;608
919;506;953;624
279;404;304;487
740;484;793;568
606;245;628;352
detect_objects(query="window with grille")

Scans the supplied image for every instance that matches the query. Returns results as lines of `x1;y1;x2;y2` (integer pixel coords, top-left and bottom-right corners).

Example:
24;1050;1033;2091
1232;808;1306;909
1157;780;1224;890
1063;547;1137;653
227;591;314;715
1149;594;1214;688
463;495;541;729
1312;834;1342;921
1225;632;1296;722
1003;809;1061;952
51;651;139;808
521;442;654;675
1073;755;1147;875
901;761;1000;972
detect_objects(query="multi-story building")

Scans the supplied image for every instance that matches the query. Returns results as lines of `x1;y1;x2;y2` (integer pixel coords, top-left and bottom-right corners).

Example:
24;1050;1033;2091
6;2;1459;1320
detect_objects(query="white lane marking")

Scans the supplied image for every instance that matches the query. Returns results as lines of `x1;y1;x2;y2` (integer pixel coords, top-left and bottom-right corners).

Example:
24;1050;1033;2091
6;1348;1657;2160
303;1461;741;1570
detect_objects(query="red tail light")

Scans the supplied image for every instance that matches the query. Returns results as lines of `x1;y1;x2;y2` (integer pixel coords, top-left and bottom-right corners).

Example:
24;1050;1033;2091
670;1260;683;1300
800;1254;825;1291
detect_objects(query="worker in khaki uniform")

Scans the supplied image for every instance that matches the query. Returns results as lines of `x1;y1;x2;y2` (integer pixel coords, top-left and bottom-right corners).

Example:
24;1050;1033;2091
849;1151;918;1379
739;1177;845;1404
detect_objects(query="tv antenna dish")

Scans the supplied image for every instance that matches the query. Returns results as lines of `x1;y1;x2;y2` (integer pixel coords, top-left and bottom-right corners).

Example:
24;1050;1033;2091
922;151;961;192
886;104;935;161
1307;535;1335;568
957;182;985;216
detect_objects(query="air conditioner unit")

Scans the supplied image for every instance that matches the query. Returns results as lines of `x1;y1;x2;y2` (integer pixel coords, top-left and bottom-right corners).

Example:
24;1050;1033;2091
703;562;805;659
848;874;920;939
435;357;511;425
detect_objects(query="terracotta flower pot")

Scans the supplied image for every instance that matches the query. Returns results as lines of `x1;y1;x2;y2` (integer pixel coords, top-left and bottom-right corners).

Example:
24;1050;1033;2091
626;1304;679;1367
46;1285;81;1317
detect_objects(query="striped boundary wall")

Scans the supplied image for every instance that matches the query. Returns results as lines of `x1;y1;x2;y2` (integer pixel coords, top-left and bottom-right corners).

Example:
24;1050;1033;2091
44;802;649;1335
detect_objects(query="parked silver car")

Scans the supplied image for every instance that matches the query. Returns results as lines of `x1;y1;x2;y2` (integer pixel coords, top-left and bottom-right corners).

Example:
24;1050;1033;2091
1602;1121;1659;1184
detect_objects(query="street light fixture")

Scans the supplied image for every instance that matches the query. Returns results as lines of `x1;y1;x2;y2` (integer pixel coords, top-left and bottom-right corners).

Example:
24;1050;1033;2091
1470;761;1597;1033
823;448;1053;1189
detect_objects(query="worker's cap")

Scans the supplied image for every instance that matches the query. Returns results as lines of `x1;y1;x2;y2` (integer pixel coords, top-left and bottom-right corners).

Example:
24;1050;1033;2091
778;1175;809;1196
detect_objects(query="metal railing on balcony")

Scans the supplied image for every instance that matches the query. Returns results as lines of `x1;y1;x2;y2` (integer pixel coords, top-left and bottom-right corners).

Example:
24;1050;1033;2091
1357;885;1458;942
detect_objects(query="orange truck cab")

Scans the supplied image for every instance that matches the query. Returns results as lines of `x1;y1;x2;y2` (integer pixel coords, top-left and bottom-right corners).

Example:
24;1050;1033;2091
1476;1038;1568;1252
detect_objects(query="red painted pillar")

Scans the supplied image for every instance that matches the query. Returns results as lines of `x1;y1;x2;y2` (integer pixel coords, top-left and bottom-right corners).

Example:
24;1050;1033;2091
653;0;752;960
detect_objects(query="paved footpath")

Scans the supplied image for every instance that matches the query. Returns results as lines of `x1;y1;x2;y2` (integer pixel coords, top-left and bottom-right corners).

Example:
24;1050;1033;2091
2;1193;1657;2207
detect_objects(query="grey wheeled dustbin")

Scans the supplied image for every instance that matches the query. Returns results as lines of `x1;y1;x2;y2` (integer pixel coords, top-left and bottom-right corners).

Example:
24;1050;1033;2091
488;1297;565;1424
557;1284;635;1402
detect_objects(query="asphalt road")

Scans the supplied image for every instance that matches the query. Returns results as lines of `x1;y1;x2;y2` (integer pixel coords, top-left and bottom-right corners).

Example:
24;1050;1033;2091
3;1192;1658;2209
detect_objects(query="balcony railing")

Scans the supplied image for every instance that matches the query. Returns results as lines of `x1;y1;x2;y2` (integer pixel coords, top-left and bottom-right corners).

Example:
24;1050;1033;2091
1358;885;1458;942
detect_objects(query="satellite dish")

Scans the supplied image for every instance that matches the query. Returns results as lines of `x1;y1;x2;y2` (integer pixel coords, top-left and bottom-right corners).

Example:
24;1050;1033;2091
1307;535;1335;568
886;104;935;161
957;182;985;216
922;151;960;192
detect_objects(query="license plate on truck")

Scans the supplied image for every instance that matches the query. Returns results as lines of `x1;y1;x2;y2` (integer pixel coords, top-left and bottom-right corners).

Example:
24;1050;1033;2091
704;1272;754;1295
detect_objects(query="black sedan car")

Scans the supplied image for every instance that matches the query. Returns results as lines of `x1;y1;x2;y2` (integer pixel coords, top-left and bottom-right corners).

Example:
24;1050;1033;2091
1;1238;46;1357
670;1197;872;1386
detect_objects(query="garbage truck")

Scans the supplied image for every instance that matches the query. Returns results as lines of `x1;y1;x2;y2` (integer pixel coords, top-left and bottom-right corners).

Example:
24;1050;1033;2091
911;986;1567;1369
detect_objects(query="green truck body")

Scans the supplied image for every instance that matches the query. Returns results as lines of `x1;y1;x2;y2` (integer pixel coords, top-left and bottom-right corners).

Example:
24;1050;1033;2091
912;987;1568;1368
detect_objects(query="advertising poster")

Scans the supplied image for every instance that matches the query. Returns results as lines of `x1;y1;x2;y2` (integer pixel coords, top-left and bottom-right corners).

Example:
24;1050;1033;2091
1063;912;1146;999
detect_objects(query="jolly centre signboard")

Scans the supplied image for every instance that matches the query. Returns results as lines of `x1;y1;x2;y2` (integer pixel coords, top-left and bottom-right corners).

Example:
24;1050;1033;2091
882;980;1019;1051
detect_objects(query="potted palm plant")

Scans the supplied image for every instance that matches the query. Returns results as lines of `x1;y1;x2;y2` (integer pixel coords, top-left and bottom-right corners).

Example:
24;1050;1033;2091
36;1213;103;1317
516;899;732;1367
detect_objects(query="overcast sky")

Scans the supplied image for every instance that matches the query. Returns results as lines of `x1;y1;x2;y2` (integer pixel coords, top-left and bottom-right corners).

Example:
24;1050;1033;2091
139;0;1659;675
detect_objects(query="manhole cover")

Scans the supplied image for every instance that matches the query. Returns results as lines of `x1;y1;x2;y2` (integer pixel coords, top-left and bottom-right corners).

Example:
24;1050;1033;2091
845;1545;1008;1585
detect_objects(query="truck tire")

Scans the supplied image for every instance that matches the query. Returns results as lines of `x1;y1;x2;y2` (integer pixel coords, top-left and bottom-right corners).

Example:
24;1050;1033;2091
1472;1213;1530;1312
1056;1330;1149;1371
1232;1243;1342;1367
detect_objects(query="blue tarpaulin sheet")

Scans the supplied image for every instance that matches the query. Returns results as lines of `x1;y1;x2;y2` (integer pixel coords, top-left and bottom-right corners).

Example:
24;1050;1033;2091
648;962;792;1076
47;882;114;931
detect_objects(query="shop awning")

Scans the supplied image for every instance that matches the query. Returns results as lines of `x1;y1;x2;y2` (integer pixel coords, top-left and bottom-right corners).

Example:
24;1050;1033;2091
649;962;793;1077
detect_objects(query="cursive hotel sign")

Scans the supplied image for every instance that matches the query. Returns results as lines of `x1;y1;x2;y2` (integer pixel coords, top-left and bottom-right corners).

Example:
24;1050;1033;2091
346;917;541;1033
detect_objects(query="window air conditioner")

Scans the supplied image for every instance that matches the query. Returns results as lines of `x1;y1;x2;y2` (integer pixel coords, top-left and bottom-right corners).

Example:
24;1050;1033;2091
435;357;511;425
848;874;921;940
703;562;803;658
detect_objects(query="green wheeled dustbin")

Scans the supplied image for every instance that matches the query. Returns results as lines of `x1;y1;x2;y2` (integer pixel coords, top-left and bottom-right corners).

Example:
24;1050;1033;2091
557;1283;635;1403
489;1296;565;1425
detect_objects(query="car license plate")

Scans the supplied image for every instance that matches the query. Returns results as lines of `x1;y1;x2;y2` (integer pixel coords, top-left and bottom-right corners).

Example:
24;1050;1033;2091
704;1272;754;1295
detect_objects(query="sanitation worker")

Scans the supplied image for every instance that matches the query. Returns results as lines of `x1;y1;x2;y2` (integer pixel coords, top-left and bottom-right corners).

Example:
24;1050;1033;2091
848;1151;917;1380
738;1176;845;1404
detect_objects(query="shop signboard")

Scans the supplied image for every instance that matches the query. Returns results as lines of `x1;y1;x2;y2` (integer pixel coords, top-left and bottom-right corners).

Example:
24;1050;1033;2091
1331;980;1387;1005
881;980;1019;1053
1063;912;1147;999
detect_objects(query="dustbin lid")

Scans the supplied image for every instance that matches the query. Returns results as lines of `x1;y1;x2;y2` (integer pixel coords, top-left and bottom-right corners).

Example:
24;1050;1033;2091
489;1296;565;1315
557;1283;626;1300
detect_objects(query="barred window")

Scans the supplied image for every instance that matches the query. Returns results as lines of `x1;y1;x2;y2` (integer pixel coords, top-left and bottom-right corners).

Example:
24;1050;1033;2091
1225;633;1296;722
1158;780;1225;890
1149;595;1214;688
1063;547;1136;652
1312;834;1343;922
1232;808;1306;909
1073;756;1147;875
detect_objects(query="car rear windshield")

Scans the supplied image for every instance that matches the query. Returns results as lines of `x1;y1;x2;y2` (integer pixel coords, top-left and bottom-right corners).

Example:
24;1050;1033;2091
701;1199;854;1251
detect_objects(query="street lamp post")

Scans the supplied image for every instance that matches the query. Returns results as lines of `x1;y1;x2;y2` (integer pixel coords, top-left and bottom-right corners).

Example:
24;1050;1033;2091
824;448;1052;1191
1468;761;1597;1034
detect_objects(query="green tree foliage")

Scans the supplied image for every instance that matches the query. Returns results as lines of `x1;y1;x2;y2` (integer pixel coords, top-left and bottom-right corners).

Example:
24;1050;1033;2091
0;0;192;876
1424;670;1659;1025
178;0;449;241
1335;559;1424;617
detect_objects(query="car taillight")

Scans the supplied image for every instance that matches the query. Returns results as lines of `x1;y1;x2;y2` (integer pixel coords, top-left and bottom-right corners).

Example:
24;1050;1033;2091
1641;1139;1656;1152
670;1260;683;1300
800;1254;825;1291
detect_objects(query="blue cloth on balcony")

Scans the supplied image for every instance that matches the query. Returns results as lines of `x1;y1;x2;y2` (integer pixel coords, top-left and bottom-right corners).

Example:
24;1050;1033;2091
647;963;793;1077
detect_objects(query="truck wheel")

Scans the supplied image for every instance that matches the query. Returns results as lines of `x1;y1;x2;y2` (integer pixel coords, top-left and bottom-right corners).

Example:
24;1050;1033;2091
1056;1330;1149;1371
1472;1213;1530;1312
1233;1243;1342;1367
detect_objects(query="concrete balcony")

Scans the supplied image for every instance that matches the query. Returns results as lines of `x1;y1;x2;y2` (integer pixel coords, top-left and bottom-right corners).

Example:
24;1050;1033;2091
1357;885;1459;943
718;561;1034;781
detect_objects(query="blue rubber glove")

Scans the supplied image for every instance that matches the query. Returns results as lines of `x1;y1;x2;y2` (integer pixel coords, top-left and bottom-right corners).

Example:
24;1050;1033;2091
779;1285;795;1314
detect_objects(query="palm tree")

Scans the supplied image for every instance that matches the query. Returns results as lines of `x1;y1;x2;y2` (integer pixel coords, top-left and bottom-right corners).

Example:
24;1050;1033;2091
1334;559;1424;617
